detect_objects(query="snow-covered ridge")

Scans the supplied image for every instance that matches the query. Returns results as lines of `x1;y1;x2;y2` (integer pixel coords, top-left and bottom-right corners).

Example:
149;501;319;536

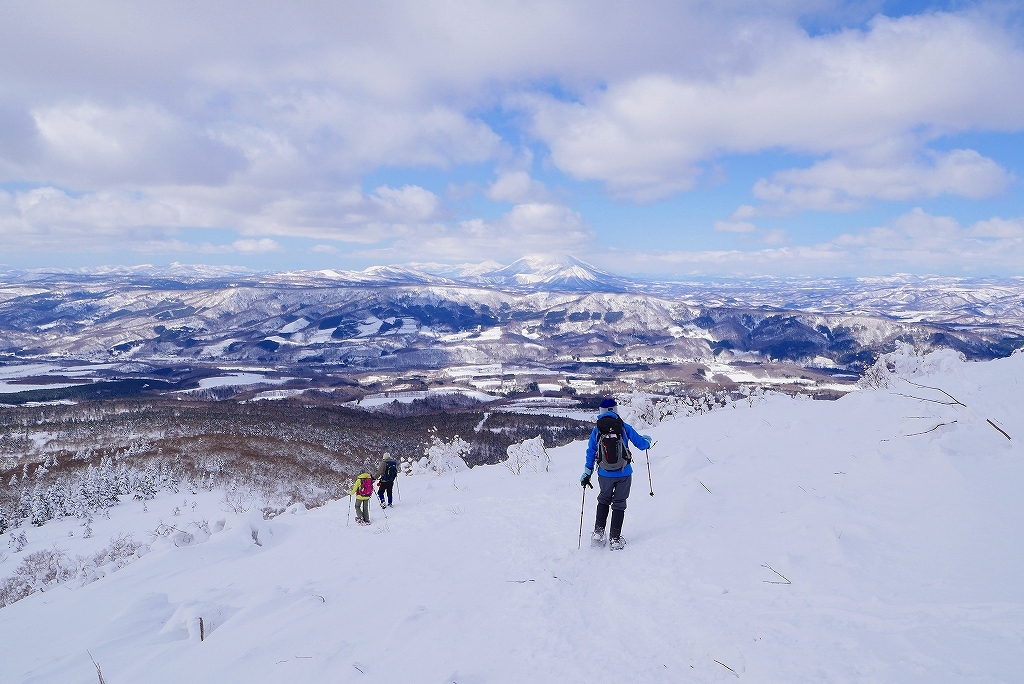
1;260;1022;378
1;349;1021;681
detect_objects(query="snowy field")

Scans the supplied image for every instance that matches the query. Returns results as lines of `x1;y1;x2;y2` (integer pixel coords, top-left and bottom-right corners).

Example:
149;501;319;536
1;349;1022;682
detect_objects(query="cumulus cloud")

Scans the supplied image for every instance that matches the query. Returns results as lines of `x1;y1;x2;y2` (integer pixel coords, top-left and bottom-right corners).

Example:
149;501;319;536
353;201;594;263
0;3;1022;273
232;238;281;253
486;171;553;203
27;103;247;186
0;187;186;250
525;12;1024;200
751;147;1012;213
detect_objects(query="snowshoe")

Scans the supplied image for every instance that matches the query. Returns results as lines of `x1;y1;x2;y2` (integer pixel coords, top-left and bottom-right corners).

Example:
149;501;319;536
609;536;626;551
380;500;387;509
590;529;606;547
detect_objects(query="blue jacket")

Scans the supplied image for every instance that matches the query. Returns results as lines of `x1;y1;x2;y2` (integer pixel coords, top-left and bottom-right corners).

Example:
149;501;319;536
585;411;651;478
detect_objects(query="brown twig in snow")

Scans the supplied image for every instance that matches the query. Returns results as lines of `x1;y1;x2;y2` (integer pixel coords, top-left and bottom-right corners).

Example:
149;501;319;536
714;659;740;677
87;651;107;684
904;421;956;437
987;419;1012;440
897;380;1010;440
893;393;961;406
699;481;713;495
761;563;792;584
903;379;966;406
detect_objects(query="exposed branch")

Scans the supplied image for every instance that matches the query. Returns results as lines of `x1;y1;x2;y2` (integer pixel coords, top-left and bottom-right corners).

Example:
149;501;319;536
987;419;1012;441
714;659;740;677
904;421;956;437
87;651;107;684
893;393;961;406
897;380;1010;441
761;563;792;585
903;379;966;406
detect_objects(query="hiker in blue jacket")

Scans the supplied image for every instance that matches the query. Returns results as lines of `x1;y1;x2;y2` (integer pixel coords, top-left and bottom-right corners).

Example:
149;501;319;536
581;397;652;550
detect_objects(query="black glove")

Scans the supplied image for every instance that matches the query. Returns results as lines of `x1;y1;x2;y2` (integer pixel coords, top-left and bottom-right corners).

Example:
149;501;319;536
581;473;593;489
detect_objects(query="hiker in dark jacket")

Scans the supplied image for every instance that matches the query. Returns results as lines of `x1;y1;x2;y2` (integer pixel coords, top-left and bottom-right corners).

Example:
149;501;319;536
581;397;652;550
376;452;398;508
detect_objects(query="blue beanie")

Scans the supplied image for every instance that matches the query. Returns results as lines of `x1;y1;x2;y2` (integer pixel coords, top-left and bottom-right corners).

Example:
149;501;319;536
599;397;617;409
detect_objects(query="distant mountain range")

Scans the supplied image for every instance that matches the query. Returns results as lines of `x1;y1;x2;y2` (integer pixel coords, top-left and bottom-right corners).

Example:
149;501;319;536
1;258;1022;375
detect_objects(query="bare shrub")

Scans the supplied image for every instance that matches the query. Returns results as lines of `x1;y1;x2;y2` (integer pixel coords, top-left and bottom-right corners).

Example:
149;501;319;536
0;548;75;607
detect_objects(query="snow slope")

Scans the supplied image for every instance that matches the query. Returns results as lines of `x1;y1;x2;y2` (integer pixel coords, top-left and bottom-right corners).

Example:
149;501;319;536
1;351;1022;683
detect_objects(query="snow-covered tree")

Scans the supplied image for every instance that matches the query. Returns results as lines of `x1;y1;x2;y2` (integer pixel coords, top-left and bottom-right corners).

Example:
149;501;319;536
29;484;51;526
504;436;550;475
418;429;470;474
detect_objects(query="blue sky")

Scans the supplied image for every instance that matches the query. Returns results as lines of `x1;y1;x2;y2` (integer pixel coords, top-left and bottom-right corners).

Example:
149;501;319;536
1;1;1022;277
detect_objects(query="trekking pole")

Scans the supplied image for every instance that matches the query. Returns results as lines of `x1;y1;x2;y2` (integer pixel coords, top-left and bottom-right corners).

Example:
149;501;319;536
396;478;401;502
346;494;351;527
577;486;587;549
645;449;655;497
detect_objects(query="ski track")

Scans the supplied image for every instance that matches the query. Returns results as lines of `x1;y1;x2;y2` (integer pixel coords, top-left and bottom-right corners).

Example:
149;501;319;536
1;352;1022;682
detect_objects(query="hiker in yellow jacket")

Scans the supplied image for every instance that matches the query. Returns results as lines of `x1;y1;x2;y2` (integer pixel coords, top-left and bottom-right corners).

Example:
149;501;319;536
350;470;375;525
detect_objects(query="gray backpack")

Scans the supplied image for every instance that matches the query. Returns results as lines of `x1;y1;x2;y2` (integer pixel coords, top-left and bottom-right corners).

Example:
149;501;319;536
596;415;631;471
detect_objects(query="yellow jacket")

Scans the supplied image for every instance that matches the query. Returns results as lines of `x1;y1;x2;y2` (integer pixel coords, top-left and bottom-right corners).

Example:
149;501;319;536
350;472;374;500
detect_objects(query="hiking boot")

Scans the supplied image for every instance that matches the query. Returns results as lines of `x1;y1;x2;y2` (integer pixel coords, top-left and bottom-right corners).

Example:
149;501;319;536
609;536;626;551
380;500;387;509
590;529;606;547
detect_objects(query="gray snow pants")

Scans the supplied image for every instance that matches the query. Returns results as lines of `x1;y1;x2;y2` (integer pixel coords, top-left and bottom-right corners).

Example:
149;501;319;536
354;498;370;523
597;474;631;511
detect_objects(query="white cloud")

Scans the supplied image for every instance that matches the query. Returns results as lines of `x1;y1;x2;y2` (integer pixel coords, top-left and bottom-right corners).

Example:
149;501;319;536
0;187;185;249
0;3;1022;273
713;219;757;233
525;12;1024;200
232;238;281;253
0;183;445;251
751;147;1012;213
614;209;1024;276
486;171;552;203
29;103;246;186
971;217;1024;239
354;201;594;263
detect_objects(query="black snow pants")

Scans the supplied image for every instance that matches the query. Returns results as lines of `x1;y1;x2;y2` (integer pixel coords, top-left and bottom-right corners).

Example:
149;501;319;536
377;479;394;504
595;474;631;538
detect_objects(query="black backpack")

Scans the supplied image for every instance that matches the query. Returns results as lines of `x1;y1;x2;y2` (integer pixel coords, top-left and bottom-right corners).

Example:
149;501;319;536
596;414;631;471
383;460;398;481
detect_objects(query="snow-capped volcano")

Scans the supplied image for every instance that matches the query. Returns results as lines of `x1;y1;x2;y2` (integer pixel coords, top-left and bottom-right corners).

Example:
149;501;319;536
479;255;626;291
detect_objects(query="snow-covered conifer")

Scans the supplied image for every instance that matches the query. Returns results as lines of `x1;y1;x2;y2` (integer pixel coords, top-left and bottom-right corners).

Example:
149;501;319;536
29;484;51;526
16;489;32;522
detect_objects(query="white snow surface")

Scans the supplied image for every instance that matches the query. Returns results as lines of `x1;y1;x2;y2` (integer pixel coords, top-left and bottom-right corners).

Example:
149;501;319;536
1;351;1022;682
